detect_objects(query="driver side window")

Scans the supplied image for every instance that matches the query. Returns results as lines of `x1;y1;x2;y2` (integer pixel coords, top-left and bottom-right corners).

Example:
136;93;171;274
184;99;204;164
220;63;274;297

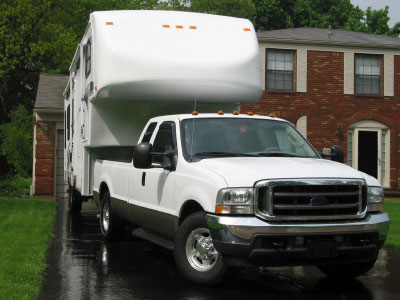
152;122;175;165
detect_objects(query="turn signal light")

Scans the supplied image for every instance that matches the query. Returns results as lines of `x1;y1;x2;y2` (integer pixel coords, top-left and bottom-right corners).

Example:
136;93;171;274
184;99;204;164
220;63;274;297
215;205;230;214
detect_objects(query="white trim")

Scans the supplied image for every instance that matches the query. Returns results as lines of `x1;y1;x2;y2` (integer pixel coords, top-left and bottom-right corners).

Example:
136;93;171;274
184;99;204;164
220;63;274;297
384;54;394;97
297;49;307;92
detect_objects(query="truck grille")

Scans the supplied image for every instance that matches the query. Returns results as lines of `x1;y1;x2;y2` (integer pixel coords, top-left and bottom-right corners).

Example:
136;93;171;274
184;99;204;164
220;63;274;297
255;179;367;221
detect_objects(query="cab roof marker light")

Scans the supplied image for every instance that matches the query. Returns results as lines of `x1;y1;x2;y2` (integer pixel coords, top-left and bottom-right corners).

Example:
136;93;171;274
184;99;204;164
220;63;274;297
192;110;198;115
218;110;224;115
243;28;251;31
233;110;239;115
162;24;170;28
106;22;114;25
176;25;183;29
247;111;254;116
189;26;197;29
269;112;276;117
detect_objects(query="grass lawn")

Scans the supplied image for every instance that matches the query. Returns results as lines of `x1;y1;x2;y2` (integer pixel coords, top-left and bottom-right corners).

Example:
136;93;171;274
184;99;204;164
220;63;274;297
384;200;400;251
0;197;56;300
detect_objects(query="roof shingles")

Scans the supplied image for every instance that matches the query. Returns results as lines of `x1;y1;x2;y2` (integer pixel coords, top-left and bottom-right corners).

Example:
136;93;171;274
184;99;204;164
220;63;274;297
34;73;69;110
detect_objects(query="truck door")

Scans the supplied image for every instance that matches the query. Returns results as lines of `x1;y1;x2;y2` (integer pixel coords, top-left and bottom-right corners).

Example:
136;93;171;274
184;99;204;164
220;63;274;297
129;121;178;237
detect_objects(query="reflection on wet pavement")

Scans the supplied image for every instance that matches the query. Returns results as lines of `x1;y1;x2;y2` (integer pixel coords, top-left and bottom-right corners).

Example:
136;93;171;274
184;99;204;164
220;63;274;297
38;199;400;300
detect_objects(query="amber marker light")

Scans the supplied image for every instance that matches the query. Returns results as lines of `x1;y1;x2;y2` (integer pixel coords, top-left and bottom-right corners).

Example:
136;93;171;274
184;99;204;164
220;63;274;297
243;28;251;31
94;85;98;91
269;112;276;117
176;25;184;29
247;111;254;116
233;110;239;115
215;205;231;214
189;26;197;29
162;24;170;28
218;110;224;115
106;22;114;25
192;110;198;115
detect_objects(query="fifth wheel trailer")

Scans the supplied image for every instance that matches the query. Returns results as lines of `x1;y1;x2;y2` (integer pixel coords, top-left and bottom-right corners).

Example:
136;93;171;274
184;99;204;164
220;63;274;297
64;10;389;285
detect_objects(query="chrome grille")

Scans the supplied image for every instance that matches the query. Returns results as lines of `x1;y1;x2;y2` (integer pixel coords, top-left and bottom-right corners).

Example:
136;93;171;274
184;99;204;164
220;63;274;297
255;179;367;221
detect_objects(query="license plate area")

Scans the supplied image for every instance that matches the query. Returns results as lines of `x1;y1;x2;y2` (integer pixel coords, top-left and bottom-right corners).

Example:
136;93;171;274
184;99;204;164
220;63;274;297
308;240;338;258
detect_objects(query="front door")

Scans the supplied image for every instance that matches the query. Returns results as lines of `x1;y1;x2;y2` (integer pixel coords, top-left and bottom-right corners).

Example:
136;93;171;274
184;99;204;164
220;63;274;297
358;131;378;178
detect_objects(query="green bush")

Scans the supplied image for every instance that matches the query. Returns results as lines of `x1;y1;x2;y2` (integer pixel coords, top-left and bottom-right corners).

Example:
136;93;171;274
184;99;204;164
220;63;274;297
0;176;31;197
0;105;33;177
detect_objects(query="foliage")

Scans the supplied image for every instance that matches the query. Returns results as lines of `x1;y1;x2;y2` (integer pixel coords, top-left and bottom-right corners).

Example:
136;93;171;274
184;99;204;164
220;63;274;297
0;197;56;300
0;105;33;177
385;200;400;251
0;176;31;197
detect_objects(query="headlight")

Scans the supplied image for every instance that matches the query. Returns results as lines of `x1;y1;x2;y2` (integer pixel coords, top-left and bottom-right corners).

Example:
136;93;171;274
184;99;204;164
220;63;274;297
216;187;254;214
367;187;384;212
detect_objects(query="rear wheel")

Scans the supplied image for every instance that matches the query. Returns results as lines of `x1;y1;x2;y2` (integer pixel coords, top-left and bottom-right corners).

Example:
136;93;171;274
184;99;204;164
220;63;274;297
174;211;226;285
100;191;123;241
68;187;82;214
317;259;377;278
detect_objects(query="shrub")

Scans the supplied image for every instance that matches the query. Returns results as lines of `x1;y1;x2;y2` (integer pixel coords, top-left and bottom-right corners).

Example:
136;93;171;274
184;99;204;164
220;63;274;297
0;176;31;197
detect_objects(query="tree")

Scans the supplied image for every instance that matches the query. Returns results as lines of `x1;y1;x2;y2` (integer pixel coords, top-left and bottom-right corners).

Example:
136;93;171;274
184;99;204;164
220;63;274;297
0;105;33;177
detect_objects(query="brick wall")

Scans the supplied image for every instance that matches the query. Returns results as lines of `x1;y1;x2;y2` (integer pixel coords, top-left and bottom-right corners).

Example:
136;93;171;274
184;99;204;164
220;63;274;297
242;51;400;190
34;121;56;195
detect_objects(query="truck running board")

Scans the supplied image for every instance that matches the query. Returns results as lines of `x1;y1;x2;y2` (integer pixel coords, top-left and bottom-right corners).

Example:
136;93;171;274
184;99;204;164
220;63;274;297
131;228;174;251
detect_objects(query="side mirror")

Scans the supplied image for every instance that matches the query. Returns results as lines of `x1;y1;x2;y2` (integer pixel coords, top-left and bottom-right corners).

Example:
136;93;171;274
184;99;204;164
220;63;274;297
133;142;152;169
319;145;344;163
330;145;344;163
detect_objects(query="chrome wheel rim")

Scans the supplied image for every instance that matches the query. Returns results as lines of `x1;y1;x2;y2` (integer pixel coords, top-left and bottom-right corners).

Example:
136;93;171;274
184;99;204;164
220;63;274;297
185;228;219;272
102;203;110;232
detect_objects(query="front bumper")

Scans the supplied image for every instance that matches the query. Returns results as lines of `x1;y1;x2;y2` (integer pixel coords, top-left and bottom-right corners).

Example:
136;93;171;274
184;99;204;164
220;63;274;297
206;212;390;266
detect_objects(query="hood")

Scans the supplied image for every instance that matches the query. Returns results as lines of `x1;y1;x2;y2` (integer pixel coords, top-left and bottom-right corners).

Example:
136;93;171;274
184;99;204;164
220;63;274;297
194;157;368;187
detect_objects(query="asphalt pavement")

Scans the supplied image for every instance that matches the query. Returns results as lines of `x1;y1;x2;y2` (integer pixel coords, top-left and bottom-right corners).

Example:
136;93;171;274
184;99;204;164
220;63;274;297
38;197;400;300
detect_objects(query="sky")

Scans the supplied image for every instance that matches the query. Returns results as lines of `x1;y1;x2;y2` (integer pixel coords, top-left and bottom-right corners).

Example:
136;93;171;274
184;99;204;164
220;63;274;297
351;0;400;27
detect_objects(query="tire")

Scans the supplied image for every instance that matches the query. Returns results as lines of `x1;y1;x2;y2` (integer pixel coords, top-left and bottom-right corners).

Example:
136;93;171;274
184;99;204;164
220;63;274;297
174;211;226;285
317;259;377;278
99;191;123;241
68;187;82;214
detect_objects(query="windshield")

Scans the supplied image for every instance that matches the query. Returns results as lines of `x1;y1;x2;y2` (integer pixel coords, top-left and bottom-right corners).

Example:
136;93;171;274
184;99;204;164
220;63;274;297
180;118;318;161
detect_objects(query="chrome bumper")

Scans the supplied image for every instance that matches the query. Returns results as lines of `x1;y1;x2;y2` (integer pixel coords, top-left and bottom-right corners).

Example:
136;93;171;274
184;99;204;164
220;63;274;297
207;213;390;246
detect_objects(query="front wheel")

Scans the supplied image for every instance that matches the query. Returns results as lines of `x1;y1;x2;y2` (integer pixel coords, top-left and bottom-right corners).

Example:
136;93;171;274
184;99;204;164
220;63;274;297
317;259;377;278
174;211;226;285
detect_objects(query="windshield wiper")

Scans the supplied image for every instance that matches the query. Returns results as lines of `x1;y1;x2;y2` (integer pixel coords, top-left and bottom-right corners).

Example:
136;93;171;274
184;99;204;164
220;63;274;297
194;152;258;158
257;152;299;157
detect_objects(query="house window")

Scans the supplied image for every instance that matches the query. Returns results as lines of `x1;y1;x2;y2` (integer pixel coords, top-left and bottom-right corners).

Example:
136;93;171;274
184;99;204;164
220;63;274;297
355;54;381;95
266;49;295;91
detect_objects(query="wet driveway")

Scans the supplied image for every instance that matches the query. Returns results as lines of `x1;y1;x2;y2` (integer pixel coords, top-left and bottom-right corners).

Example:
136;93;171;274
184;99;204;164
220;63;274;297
38;198;400;300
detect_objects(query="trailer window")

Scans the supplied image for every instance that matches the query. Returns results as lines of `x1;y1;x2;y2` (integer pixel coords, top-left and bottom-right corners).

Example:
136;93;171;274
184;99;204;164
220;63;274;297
85;40;91;78
66;105;70;141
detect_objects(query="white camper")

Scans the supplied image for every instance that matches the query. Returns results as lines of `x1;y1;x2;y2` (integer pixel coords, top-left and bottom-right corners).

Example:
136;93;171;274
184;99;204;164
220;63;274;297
65;11;389;285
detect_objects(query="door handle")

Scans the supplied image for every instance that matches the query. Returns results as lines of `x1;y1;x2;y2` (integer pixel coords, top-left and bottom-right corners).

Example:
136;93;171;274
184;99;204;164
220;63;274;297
141;172;146;186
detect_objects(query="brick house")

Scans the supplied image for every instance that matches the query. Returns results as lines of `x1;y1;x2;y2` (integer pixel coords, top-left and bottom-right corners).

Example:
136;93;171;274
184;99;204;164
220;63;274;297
31;73;69;199
242;28;400;193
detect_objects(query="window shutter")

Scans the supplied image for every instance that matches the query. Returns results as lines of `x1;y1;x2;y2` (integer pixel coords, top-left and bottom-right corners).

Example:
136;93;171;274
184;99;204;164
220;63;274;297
384;54;394;97
296;49;307;93
344;52;354;95
260;47;266;91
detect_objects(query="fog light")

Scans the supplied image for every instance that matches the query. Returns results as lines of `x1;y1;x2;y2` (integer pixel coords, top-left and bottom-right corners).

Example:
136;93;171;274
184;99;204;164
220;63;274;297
294;236;304;247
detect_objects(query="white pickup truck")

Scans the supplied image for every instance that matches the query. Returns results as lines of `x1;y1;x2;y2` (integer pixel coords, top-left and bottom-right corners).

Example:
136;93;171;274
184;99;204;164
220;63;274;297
64;10;389;285
93;112;390;284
